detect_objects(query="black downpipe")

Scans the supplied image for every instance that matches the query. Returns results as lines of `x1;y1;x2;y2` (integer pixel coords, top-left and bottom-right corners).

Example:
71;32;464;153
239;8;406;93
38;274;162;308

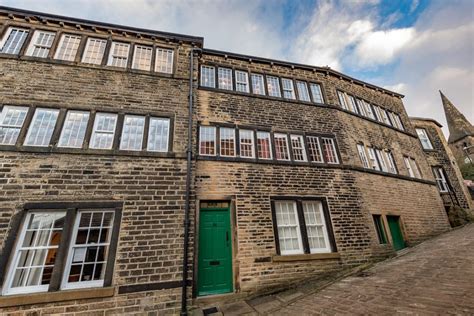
181;47;201;316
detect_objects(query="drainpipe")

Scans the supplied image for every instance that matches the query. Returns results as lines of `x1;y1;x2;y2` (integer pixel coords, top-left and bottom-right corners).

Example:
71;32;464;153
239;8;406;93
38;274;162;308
181;47;202;316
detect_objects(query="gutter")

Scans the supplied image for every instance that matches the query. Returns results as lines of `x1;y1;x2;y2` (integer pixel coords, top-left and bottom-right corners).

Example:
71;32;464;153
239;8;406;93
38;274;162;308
181;47;202;316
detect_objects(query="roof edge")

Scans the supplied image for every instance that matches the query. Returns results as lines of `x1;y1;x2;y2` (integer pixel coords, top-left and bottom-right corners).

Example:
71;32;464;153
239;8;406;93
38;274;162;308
202;48;405;98
409;117;443;128
0;6;204;45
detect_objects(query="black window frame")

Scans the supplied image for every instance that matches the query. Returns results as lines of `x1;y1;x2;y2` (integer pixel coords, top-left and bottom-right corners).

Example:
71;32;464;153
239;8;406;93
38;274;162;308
270;197;337;255
372;214;387;244
0;201;122;294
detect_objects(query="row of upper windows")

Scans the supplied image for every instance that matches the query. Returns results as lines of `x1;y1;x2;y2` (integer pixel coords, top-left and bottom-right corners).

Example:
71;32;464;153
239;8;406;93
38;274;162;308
200;65;325;104
337;90;405;131
199;125;340;164
0;105;171;152
0;27;174;73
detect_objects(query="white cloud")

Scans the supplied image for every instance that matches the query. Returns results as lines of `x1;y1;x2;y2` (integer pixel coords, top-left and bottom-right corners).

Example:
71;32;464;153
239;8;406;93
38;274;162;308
354;27;415;67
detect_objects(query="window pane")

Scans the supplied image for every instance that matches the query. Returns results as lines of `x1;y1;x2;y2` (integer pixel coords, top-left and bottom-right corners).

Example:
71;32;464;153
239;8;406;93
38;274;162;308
251;74;265;95
373;215;387;244
89;113;118;149
7;212;65;294
296;81;310;102
368;147;381;170
0;106;29;145
290;135;307;162
239;129;255;158
200;66;215;88
147;117;170;152
24;108;59;146
26;31;56;58
274;201;303;255
357;144;369;168
266;76;281;97
257;131;272;159
364;101;376;120
385;151;397;174
54;34;81;61
82;38;107;65
281;78;295;99
337;91;348;110
64;211;114;288
303;201;330;253
404;157;414;177
220;127;235;157
199;126;216;155
322;138;339;164
218;68;233;90
235;71;249;93
120;115;145;151
108;42;129;68
310;83;324;104
0;27;29;54
58;111;90;148
155;48;174;73
375;149;388;172
433;167;449;192
307;136;323;163
132;45;152;70
416;128;433;150
274;133;290;160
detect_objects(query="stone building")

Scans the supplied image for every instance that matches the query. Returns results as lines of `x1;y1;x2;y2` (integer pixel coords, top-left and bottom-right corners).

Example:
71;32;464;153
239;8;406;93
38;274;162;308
0;6;456;315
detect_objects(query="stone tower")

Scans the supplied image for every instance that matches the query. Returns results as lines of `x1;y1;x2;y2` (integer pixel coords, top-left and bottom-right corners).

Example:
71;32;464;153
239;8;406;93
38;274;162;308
441;91;474;166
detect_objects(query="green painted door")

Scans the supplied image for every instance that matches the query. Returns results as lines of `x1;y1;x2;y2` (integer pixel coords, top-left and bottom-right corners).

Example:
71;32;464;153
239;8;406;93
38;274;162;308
387;216;406;251
197;203;233;296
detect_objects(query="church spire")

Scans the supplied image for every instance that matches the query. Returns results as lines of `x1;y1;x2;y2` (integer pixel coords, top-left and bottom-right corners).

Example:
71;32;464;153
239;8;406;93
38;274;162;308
440;90;474;144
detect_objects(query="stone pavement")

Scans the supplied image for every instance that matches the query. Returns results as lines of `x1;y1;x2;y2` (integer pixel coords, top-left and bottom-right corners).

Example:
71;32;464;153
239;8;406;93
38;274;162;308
200;223;474;315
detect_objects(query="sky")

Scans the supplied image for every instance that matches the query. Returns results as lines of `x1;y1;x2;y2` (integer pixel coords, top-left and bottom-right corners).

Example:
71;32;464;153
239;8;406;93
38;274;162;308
2;0;473;138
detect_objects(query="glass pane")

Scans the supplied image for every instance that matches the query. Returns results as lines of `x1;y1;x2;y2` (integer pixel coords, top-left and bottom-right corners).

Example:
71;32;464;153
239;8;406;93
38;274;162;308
120;115;145;150
58;111;90;148
147;117;170;152
24;108;59;146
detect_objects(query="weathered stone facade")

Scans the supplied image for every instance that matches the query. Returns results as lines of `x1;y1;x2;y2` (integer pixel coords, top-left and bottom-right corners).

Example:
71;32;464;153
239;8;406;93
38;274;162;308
0;6;456;315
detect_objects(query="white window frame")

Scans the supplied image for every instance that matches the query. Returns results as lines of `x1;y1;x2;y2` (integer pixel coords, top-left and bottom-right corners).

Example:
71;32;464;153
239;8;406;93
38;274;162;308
0;105;29;145
200;65;216;88
433;167;449;192
375;148;389;172
367;147;381;171
219;127;236;157
235;70;249;93
25;30;56;58
309;83;324;104
380;108;392;126
199;126;216;156
306;136;323;163
302;201;331;254
218;67;233;90
256;131;272;160
239;129;255;158
281;78;295;99
290;134;307;162
356;99;367;117
385;151;397;174
416;128;433;150
274;133;290;161
147;117;170;152
119;115;146;151
155;47;174;74
364;101;376;120
251;73;266;95
107;42;130;68
0;27;29;55
24;108;59;147
132;45;153;71
81;37;107;65
89;113;118;150
411;158;422;179
404;156;415;177
266;76;281;97
394;114;404;131
337;91;348;110
61;211;114;290
274;201;304;255
54;34;81;61
357;144;369;168
296;81;310;102
347;95;358;113
321;137;339;164
2;211;67;295
58;110;90;148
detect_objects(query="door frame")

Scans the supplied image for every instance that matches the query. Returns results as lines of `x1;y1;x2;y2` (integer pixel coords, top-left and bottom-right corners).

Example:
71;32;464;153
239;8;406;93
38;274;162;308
369;211;408;248
193;196;238;298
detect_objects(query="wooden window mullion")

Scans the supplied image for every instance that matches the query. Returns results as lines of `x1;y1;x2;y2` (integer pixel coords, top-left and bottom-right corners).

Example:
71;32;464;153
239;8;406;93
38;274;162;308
296;201;310;254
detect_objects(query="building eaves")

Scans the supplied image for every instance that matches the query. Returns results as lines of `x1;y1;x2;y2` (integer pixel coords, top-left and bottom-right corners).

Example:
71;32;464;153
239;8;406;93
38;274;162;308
0;6;204;46
202;48;405;98
409;117;443;128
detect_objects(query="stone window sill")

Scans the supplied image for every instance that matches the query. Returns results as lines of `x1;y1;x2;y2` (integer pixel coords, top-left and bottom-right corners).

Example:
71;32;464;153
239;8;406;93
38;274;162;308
0;287;115;308
272;252;340;262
